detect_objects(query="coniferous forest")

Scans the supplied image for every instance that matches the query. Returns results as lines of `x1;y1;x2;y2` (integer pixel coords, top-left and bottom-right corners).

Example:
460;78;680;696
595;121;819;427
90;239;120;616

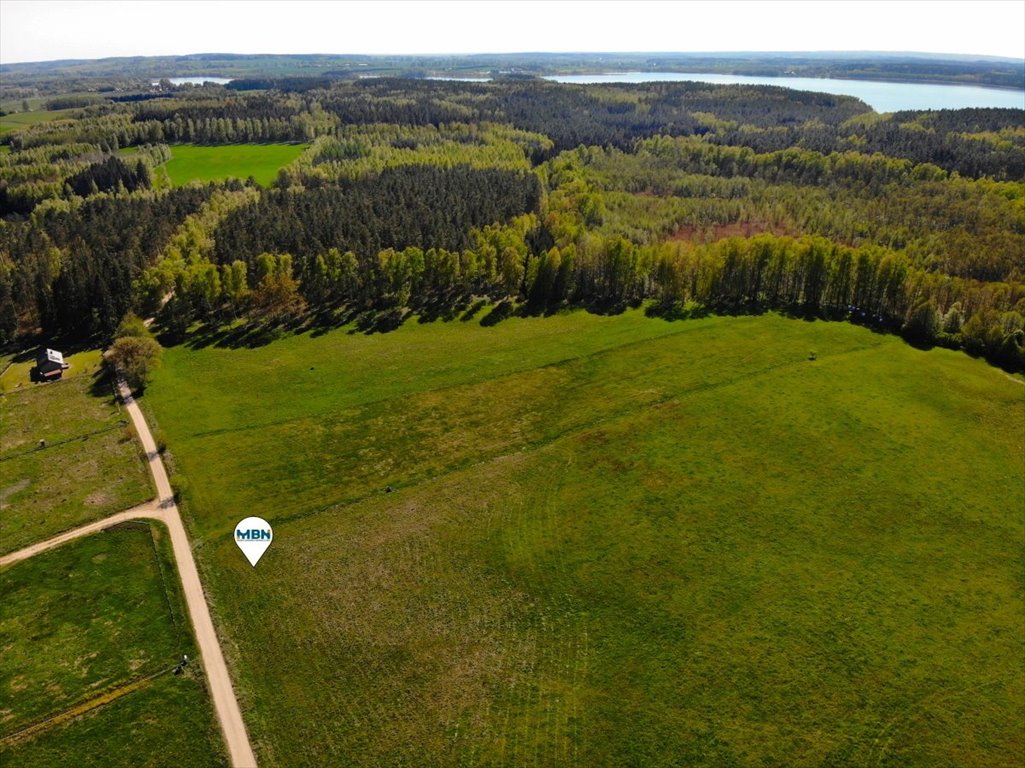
1;76;1023;370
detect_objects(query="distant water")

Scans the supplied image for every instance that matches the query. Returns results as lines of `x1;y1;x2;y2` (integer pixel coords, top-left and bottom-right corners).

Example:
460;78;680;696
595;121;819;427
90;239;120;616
427;76;491;82
151;76;233;86
543;72;1025;112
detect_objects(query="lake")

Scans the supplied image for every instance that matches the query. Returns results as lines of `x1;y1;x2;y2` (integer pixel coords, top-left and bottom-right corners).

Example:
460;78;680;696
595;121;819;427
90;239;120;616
542;72;1025;112
151;76;233;86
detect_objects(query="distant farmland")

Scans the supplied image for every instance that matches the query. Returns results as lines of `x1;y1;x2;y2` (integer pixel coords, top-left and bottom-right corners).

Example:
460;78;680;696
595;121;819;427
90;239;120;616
145;309;1025;767
157;143;307;187
0;108;73;136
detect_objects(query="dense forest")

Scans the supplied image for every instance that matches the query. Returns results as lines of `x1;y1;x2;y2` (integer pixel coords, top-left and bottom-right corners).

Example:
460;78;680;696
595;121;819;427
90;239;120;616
1;76;1023;370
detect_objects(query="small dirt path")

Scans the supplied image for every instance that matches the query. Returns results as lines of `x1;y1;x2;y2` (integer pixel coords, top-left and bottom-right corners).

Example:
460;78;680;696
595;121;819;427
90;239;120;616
1;380;257;768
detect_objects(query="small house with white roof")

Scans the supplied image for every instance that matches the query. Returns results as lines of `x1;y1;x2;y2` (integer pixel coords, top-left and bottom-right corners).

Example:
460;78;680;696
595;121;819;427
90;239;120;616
35;348;69;381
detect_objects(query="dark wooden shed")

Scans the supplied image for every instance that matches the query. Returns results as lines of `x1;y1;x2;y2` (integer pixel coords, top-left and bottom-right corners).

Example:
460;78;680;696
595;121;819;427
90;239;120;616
35;348;68;381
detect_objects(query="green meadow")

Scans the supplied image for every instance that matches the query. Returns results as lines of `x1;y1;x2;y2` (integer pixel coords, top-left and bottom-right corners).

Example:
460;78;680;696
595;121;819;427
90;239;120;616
0;108;74;136
0;522;225;767
144;310;1025;766
0;357;153;554
157;143;307;188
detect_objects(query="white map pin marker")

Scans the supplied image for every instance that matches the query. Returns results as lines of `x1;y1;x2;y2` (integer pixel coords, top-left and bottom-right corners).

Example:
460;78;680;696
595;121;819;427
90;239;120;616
235;516;272;567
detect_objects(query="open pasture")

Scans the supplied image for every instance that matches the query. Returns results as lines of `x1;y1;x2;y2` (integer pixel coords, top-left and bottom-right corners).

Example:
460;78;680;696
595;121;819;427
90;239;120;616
0;108;75;136
159;143;307;188
145;310;1025;766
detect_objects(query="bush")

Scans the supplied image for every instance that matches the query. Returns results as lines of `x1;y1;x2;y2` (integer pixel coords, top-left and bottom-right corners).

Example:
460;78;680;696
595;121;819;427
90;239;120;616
901;299;939;346
169;474;189;502
116;312;151;339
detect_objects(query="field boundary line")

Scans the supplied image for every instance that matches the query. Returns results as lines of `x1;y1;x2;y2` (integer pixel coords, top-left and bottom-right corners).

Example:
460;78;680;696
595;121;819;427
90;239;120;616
0;421;128;463
147;519;185;646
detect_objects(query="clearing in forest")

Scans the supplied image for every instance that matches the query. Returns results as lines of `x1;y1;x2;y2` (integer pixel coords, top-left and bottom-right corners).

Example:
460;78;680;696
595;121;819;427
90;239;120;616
157;143;308;188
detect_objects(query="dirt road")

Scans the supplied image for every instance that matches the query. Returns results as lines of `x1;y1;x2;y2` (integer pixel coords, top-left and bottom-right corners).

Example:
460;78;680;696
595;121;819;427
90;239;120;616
0;500;162;567
1;382;258;768
118;380;258;768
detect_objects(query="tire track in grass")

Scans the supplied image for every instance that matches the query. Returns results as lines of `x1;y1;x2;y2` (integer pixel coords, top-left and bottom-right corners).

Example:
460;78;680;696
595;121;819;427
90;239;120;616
867;676;1010;766
185;316;766;441
0;669;166;748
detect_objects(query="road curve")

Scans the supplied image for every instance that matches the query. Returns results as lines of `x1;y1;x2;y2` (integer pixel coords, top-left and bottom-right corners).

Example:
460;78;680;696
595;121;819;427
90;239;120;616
117;379;258;768
2;382;259;768
0;500;163;567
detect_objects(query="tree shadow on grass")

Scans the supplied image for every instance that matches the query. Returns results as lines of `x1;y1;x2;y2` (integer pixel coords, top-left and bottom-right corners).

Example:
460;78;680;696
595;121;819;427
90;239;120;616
459;298;487;322
158;318;293;351
9;334;103;362
88;365;116;399
416;292;474;325
644;302;710;322
355;307;406;334
480;300;516;327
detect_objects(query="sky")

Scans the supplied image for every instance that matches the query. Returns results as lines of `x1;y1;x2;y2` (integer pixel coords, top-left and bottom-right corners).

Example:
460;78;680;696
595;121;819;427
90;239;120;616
1;0;1023;65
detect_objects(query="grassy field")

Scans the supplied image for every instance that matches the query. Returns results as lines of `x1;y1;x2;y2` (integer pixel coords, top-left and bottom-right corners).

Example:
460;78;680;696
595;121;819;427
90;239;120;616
0;109;75;136
0;348;103;393
0;355;153;554
0;522;226;767
144;309;1025;766
155;143;307;188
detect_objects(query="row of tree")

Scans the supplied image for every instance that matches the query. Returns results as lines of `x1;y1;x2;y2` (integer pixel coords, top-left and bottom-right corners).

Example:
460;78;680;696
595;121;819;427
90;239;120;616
138;225;1025;371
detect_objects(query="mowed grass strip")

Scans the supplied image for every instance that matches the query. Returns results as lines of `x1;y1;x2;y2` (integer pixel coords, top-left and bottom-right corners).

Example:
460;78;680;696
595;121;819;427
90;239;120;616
160;143;307;187
0;522;226;766
0;364;153;554
145;311;1025;766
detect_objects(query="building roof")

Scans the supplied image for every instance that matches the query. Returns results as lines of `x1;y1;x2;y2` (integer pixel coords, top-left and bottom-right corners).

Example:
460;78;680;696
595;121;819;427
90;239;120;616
38;348;64;365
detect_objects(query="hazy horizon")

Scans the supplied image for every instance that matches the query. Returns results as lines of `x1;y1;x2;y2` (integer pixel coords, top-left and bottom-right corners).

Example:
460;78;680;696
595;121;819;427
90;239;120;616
2;1;1023;66
2;49;1023;69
